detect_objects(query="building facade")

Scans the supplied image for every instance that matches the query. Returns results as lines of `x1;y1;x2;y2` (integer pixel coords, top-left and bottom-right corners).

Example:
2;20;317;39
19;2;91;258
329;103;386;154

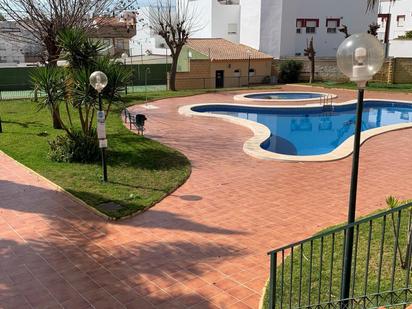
183;0;377;58
174;38;273;90
378;0;412;57
91;17;137;57
0;21;41;66
129;7;171;57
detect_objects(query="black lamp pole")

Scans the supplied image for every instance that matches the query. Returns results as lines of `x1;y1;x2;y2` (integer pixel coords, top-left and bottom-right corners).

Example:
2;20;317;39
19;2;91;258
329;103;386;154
247;54;251;87
98;93;108;182
340;88;365;308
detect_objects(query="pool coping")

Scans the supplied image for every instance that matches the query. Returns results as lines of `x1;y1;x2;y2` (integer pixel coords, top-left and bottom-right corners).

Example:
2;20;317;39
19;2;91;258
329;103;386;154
178;99;412;162
234;91;338;103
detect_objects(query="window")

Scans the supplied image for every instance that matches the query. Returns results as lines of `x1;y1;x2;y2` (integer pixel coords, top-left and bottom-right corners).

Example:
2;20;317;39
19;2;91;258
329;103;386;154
397;15;406;27
115;39;125;50
326;18;340;33
248;68;255;76
297;19;319;34
228;23;237;35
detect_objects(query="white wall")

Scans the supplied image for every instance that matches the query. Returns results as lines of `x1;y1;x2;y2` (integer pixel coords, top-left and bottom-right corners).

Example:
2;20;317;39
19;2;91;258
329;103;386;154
378;0;412;41
185;0;213;38
130;7;171;56
211;1;240;42
239;0;261;50
258;0;284;57
292;0;377;57
388;40;412;57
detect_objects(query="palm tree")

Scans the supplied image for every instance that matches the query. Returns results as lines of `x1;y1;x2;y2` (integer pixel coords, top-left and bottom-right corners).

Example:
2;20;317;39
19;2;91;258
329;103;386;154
31;67;69;132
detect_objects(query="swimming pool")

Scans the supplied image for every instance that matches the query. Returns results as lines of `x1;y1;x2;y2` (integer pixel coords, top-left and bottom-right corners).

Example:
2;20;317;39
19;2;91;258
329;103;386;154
183;100;412;161
234;91;337;102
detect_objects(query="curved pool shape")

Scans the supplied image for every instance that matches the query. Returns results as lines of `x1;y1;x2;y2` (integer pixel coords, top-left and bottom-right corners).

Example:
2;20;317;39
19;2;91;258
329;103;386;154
234;91;337;102
182;100;412;161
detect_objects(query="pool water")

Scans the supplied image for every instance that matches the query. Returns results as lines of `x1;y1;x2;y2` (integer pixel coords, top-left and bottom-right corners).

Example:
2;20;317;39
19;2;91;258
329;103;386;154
244;92;326;100
193;101;412;156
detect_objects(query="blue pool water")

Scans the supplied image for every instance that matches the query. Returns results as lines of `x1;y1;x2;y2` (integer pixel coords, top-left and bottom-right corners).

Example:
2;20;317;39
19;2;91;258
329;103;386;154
244;92;326;100
193;101;412;156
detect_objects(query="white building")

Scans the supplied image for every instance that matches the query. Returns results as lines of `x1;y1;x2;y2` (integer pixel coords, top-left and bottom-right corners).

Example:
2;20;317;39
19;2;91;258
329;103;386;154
377;0;412;57
129;7;171;57
183;0;377;58
0;21;41;65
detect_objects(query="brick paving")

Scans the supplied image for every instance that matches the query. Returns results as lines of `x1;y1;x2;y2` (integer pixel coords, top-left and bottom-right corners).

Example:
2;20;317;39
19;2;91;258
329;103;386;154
1;85;412;308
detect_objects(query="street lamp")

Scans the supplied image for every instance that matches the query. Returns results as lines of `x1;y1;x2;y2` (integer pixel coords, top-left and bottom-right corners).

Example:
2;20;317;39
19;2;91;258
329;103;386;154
246;49;252;87
89;71;109;182
145;67;151;106
121;52;128;95
336;33;384;308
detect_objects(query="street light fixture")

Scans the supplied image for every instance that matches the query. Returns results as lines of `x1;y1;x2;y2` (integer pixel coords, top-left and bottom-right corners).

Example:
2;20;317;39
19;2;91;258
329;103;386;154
336;33;384;308
145;67;151;106
89;71;109;182
246;49;252;87
121;52;128;95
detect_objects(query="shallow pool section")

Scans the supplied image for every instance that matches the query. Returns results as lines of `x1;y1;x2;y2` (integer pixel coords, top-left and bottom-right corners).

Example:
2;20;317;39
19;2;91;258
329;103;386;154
192;101;412;156
234;91;337;102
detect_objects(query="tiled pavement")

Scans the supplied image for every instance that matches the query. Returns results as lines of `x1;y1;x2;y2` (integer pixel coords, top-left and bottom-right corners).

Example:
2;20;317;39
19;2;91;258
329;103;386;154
2;85;412;308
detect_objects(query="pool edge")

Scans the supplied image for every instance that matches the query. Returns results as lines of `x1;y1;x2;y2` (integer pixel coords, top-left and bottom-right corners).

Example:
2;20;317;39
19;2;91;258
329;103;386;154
178;99;412;163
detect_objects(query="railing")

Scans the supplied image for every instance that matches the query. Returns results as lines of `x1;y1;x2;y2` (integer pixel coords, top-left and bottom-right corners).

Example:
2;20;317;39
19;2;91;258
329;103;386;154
0;82;167;101
267;202;412;309
174;75;274;90
320;94;333;107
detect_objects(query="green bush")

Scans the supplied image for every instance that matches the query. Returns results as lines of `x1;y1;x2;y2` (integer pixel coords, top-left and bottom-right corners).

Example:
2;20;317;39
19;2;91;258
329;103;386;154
279;60;303;83
48;130;99;163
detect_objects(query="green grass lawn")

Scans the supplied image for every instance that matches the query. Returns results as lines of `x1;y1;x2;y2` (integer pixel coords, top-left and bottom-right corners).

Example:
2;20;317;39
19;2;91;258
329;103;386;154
0;90;206;219
302;81;412;93
262;205;412;308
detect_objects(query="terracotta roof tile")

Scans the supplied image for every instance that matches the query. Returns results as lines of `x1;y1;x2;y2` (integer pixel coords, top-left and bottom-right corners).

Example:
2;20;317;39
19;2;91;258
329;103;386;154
187;38;273;61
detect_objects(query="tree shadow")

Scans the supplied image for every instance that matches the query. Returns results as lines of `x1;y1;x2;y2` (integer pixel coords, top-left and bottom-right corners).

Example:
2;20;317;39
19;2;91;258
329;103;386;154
2;120;41;128
0;179;248;308
108;135;190;171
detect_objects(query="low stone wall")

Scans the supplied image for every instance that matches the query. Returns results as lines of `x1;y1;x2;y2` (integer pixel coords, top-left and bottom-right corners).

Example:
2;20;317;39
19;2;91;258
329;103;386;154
273;57;412;84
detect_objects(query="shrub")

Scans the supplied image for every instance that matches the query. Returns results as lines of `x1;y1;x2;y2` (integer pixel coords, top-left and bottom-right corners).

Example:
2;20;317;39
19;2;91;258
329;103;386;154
48;130;100;163
279;60;303;83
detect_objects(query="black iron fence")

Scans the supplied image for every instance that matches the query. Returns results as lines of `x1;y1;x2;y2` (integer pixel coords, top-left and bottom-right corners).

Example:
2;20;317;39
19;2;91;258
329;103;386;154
174;75;275;90
267;202;412;309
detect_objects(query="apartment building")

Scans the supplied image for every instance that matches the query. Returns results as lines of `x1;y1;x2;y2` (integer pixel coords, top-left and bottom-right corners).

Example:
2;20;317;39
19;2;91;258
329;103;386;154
183;0;377;58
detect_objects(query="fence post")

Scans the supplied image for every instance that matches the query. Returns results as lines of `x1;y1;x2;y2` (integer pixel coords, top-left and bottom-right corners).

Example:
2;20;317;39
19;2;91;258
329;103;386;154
269;253;277;309
34;88;38;102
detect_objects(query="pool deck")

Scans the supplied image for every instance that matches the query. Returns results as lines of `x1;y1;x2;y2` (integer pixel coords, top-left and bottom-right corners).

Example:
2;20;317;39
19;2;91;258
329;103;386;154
2;85;412;308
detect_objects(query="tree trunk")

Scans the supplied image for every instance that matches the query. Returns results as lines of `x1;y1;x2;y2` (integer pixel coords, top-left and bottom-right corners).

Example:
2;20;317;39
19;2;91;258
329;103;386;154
169;55;179;91
310;58;315;84
52;106;63;129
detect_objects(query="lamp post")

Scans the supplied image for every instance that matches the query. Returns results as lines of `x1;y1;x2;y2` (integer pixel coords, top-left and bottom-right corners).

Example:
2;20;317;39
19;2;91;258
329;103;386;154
247;50;252;87
121;52;128;95
89;71;109;182
336;33;384;308
145;67;151;106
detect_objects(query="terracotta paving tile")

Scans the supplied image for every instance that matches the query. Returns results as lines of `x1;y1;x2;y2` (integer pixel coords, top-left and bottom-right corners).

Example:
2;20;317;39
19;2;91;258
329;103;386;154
2;86;412;308
210;291;240;308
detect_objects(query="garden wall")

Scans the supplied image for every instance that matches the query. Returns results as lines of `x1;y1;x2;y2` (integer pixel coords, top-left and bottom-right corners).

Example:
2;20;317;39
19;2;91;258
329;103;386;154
273;57;412;84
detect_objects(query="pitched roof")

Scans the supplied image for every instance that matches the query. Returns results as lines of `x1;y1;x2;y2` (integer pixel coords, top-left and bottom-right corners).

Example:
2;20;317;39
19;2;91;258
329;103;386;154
187;38;273;61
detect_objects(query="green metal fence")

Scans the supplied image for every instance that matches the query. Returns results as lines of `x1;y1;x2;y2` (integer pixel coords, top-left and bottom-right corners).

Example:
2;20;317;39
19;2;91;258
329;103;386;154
267;202;412;309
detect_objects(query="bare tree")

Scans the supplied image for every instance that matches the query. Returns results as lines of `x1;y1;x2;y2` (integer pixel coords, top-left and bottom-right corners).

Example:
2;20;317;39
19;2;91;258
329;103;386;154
304;37;316;84
146;0;201;91
367;22;380;37
339;25;351;38
0;0;136;64
0;0;136;129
